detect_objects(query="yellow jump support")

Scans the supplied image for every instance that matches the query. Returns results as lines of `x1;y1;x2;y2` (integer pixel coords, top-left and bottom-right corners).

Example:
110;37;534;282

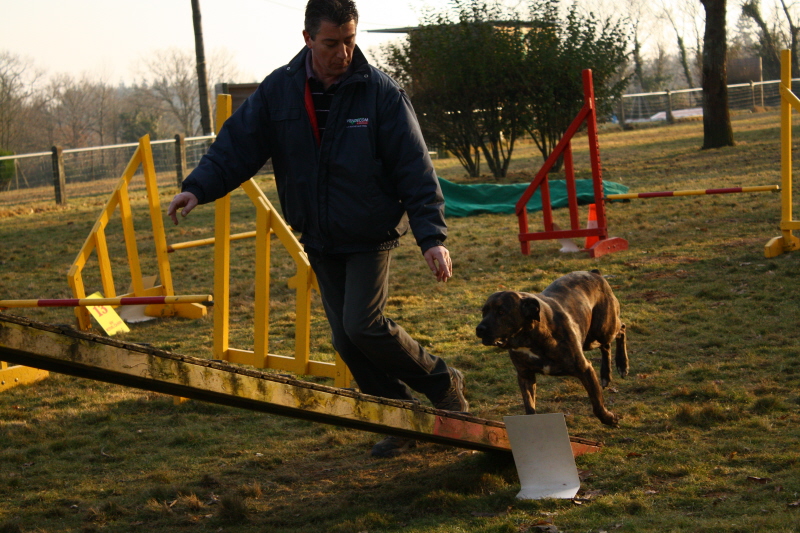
67;135;208;330
0;361;48;393
209;95;352;387
766;49;800;258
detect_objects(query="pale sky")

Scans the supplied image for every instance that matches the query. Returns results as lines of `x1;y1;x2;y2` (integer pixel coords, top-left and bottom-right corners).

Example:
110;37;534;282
1;0;429;85
2;0;739;88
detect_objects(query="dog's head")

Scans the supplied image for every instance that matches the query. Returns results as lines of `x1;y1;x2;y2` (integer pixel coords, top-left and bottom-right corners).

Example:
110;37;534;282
476;291;541;348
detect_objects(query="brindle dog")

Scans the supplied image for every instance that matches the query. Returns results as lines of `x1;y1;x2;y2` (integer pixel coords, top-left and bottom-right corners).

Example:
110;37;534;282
476;270;628;426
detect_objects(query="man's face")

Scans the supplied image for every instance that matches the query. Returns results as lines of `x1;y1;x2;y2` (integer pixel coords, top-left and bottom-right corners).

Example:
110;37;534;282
303;19;356;81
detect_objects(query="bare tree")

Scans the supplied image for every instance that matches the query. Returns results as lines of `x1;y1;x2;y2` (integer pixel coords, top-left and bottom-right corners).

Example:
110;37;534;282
86;77;120;147
700;0;734;149
0;51;43;152
139;47;243;137
661;0;703;87
778;0;800;75
140;48;201;135
206;48;243;88
116;84;165;142
47;75;100;148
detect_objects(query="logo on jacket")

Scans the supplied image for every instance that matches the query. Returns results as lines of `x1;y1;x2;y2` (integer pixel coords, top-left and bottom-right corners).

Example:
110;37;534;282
346;117;369;128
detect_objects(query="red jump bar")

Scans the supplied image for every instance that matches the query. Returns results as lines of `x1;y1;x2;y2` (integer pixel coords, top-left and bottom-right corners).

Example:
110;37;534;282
0;295;212;308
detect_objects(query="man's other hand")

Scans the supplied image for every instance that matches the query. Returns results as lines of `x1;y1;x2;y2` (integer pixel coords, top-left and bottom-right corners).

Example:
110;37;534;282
423;245;452;283
167;192;199;225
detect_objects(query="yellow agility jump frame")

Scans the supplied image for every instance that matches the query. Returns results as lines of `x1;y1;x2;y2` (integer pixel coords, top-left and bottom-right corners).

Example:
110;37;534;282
0;361;48;393
63;94;350;388
201;95;352;387
766;49;800;258
67;135;208;330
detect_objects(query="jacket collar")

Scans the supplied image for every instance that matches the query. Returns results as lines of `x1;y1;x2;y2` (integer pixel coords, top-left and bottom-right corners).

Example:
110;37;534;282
286;44;370;84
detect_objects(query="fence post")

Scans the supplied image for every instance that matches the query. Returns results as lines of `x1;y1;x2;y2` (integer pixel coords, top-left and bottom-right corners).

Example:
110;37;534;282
666;90;674;124
174;134;186;188
618;98;628;129
51;146;66;205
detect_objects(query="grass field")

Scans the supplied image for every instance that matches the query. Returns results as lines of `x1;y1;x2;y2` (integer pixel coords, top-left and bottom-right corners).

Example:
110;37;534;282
2;110;800;532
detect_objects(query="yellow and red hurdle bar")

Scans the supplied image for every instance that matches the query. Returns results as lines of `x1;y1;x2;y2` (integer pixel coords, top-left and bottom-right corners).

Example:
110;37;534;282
606;184;779;201
0;295;212;309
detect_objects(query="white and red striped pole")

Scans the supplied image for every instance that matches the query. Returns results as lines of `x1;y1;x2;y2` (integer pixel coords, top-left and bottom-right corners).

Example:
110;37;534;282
0;295;212;308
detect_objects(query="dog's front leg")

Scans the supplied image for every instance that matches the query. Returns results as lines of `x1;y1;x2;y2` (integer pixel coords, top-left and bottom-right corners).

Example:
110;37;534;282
517;373;537;415
576;363;619;427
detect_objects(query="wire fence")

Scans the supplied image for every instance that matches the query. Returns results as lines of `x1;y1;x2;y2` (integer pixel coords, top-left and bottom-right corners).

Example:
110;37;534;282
1;78;794;208
0;135;274;208
620;78;794;123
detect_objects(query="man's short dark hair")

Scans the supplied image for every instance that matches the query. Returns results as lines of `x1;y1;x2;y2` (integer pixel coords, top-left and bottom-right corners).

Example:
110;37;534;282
304;0;359;38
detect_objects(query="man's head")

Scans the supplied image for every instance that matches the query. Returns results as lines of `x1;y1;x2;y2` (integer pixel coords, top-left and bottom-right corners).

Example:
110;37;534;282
304;0;358;39
303;0;358;83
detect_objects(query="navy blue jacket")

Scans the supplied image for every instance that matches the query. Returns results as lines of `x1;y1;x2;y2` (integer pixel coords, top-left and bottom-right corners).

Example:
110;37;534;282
181;45;447;254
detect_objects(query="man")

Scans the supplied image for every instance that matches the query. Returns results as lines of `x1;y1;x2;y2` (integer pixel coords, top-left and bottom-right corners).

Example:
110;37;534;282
167;0;468;458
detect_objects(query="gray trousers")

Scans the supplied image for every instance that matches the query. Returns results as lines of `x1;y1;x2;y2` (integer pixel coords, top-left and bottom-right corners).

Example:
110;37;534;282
307;249;451;402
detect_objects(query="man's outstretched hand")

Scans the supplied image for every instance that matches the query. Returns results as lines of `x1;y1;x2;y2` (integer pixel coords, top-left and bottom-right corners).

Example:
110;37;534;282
423;245;452;283
167;191;199;225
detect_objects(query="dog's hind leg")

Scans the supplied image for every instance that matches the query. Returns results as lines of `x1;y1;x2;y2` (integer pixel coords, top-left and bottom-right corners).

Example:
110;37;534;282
616;323;629;378
599;343;612;388
517;374;537;415
577;364;618;427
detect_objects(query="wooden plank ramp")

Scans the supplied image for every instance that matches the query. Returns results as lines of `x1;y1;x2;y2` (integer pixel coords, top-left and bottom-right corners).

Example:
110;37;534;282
0;313;601;456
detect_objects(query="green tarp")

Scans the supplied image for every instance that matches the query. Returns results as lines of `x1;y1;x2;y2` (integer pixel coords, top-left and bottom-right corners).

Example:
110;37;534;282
439;178;629;218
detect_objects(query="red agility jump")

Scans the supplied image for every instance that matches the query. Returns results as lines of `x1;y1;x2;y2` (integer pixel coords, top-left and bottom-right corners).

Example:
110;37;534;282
516;69;628;258
516;70;779;258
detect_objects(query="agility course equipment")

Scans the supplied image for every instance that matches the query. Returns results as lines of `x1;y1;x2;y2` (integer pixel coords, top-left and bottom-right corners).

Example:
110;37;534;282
28;94;352;388
505;414;583;499
0;360;48;393
0;295;212;308
0;313;601;460
517;69;783;258
516;70;629;259
607;185;779;200
67;133;209;331
765;49;800;258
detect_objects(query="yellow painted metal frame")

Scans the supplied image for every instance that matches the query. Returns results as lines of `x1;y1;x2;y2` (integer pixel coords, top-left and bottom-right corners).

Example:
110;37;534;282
67;135;208;330
766;49;800;257
0;361;48;392
211;95;352;388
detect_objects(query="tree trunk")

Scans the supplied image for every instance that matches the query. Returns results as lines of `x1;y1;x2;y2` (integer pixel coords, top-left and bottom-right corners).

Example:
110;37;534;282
700;0;734;149
191;0;213;136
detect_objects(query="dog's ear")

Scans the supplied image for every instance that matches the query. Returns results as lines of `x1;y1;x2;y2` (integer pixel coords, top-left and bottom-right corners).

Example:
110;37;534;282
520;296;541;322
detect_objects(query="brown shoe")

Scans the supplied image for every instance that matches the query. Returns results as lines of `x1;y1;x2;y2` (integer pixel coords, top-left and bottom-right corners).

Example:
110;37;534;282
433;368;469;413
